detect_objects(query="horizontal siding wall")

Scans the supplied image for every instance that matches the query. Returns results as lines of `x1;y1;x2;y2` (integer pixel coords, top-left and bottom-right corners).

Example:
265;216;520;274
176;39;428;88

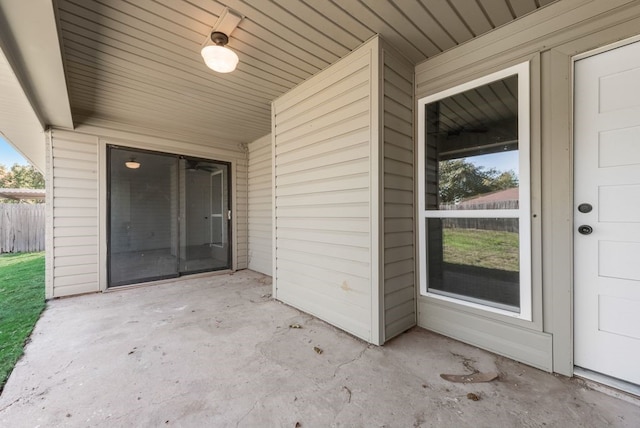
273;40;377;342
50;130;99;297
236;153;249;270
50;125;248;297
247;134;272;275
382;45;416;341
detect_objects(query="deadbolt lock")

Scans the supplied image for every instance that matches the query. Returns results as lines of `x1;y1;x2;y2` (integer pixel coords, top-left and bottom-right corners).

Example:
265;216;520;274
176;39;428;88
578;203;592;213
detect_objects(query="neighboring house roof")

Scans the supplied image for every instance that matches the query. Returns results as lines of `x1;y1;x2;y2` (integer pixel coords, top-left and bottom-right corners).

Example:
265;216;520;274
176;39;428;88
0;188;45;201
459;187;519;206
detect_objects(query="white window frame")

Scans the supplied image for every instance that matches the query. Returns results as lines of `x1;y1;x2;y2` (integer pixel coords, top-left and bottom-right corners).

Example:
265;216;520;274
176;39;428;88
417;61;532;321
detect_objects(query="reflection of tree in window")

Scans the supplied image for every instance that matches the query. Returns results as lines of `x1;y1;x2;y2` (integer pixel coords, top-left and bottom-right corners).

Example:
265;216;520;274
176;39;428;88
438;158;518;204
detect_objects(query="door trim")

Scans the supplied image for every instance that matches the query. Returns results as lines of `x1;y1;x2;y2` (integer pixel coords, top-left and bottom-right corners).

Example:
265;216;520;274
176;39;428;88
104;144;233;288
572;34;640;63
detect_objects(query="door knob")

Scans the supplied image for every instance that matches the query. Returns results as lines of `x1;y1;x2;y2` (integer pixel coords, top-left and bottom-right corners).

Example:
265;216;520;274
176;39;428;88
578;225;593;235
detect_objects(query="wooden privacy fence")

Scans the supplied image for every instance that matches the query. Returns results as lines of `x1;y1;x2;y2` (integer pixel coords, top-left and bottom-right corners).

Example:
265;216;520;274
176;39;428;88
440;200;519;233
0;204;45;253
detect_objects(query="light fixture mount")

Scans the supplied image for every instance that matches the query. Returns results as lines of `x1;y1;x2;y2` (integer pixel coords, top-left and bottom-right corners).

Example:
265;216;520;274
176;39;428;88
210;31;229;46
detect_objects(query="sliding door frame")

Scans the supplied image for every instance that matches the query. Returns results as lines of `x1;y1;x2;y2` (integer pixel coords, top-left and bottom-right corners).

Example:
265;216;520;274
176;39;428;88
106;145;232;287
179;154;233;276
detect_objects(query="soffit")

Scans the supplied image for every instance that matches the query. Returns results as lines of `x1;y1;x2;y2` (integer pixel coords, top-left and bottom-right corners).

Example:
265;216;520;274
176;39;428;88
55;0;557;145
0;0;73;129
0;47;46;171
0;0;72;172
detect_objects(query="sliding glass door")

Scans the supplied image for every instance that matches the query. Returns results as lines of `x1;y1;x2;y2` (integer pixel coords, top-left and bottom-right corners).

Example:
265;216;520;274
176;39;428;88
180;159;230;274
108;146;231;287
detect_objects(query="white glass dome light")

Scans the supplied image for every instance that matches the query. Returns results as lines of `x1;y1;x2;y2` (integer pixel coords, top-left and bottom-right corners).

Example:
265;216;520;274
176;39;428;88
125;158;140;169
201;32;239;73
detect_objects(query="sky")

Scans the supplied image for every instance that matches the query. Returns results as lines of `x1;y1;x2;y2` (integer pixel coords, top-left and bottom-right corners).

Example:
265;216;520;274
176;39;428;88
467;150;519;176
0;136;29;166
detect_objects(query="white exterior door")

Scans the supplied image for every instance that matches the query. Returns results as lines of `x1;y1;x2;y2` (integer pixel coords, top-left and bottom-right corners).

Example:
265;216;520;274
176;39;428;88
574;41;640;385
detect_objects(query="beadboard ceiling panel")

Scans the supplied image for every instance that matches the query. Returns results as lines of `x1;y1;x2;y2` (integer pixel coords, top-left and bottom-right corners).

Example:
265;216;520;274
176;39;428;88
55;0;557;145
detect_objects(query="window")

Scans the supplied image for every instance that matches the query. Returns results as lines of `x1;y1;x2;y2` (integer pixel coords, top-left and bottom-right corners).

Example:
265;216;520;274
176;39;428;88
417;62;531;320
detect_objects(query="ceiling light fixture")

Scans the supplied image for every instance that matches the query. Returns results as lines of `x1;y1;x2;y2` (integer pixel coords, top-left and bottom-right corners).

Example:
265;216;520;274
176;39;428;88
125;158;140;169
201;8;243;74
201;32;238;73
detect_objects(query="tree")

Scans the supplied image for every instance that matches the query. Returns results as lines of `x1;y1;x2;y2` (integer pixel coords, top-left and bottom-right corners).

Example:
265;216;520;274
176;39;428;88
0;164;44;189
438;158;518;204
0;164;45;204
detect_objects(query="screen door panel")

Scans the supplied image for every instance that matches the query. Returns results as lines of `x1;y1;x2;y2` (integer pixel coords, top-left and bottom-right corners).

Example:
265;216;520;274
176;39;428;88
180;159;230;274
108;148;179;286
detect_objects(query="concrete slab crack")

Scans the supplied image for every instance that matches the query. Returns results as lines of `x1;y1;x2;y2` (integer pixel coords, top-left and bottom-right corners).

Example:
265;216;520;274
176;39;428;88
332;345;369;378
235;387;282;428
235;398;260;428
0;397;21;413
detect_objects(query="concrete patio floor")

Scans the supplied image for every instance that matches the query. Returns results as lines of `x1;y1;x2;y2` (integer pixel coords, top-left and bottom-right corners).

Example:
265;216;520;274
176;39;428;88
1;270;639;427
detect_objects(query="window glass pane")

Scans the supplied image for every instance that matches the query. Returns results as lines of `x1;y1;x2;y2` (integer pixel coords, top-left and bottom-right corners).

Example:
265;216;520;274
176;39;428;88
180;160;230;274
425;75;519;210
109;148;179;285
427;218;520;311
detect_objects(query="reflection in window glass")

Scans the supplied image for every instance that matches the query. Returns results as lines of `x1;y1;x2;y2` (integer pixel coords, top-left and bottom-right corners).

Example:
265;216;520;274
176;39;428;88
425;75;519;210
427;218;520;311
423;73;521;311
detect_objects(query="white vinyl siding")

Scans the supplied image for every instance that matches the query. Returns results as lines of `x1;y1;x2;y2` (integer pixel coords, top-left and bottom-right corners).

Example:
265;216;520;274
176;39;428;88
50;130;99;297
272;37;416;344
48;125;248;297
382;47;416;340
235;155;249;270
273;39;378;342
247;134;272;275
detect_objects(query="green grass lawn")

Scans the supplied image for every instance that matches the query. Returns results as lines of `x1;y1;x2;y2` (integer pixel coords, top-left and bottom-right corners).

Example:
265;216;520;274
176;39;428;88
0;252;45;392
443;228;519;272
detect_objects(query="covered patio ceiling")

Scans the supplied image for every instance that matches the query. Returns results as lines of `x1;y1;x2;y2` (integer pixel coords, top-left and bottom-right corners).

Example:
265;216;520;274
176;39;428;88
0;0;557;163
